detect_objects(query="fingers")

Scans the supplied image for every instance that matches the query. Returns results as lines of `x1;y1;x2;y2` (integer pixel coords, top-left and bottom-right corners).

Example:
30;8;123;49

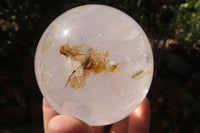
92;126;104;133
103;98;150;133
43;97;150;133
128;98;151;133
43;98;95;133
48;115;94;133
43;98;59;133
109;117;128;133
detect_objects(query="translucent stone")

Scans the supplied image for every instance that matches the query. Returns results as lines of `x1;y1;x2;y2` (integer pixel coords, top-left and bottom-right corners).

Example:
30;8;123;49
34;4;153;126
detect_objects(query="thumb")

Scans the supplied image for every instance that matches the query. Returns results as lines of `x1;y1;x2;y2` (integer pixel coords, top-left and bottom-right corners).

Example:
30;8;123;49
48;115;94;133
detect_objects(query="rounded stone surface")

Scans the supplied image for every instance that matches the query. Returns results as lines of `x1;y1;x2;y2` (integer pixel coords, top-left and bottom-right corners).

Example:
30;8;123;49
35;4;153;126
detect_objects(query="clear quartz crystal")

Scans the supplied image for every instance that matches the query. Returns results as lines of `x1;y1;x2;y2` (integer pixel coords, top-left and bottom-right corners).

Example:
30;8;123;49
34;4;153;126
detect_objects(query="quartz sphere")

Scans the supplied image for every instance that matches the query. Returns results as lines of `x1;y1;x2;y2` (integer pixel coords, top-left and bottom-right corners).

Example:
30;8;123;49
35;4;153;126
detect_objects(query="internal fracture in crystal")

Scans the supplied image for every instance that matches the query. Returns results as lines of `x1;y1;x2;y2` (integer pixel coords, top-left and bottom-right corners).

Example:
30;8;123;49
60;42;120;89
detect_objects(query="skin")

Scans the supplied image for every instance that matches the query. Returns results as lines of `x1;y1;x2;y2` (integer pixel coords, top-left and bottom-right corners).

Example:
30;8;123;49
43;97;151;133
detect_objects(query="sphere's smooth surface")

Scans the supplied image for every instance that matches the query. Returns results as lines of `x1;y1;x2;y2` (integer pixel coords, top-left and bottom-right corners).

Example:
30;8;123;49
35;4;153;126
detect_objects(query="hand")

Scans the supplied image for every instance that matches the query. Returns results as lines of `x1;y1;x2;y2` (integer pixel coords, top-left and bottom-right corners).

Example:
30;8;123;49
43;97;150;133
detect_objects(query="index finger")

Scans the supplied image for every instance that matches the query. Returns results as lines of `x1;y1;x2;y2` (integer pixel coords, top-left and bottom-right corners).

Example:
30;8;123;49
128;98;151;133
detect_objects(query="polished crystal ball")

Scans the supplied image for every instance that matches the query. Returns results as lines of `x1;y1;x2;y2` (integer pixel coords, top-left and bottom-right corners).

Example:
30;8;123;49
35;4;153;126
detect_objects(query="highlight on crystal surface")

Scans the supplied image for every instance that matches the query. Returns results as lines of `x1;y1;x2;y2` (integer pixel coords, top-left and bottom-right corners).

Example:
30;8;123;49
34;4;154;126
